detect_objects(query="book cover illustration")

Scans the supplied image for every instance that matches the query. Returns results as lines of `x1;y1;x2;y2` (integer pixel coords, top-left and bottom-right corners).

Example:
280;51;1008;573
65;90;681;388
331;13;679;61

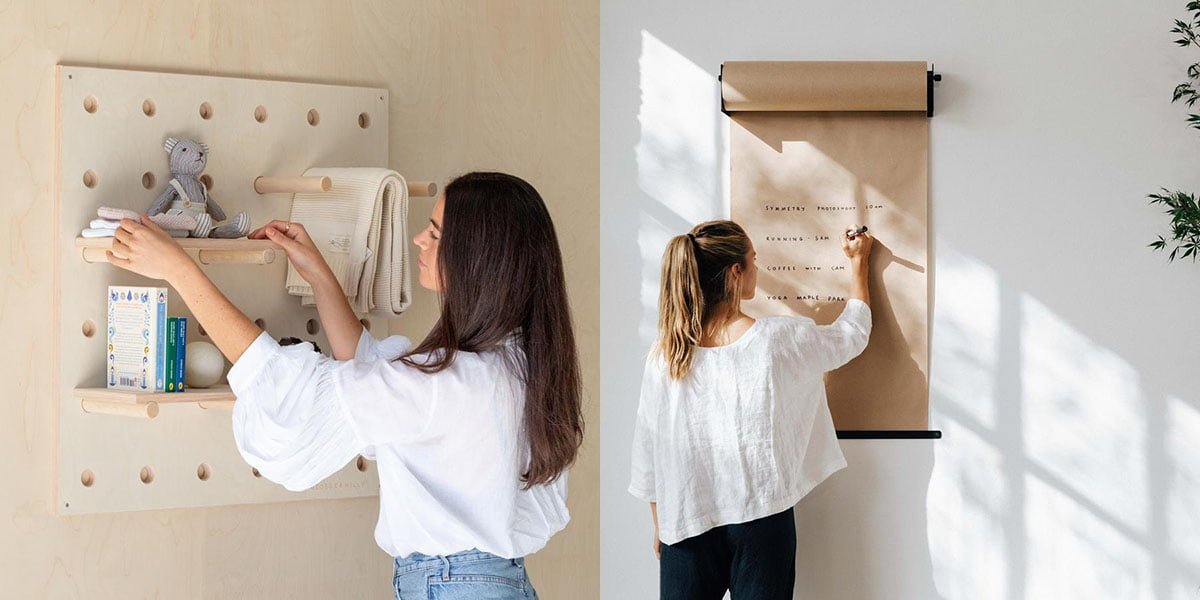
106;286;167;391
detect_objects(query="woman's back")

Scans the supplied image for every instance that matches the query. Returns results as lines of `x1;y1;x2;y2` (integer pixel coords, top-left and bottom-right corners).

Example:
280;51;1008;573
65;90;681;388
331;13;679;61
630;303;870;545
230;329;569;560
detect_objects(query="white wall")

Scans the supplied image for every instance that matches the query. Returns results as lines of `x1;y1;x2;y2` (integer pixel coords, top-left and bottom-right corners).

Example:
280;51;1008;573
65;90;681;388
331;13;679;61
600;1;1200;598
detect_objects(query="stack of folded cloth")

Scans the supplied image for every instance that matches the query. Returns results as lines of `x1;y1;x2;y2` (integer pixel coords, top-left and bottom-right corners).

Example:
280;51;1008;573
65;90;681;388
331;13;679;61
81;207;195;238
285;167;412;316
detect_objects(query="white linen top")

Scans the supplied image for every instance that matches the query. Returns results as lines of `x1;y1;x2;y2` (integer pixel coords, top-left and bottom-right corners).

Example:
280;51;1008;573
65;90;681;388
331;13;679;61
228;329;569;559
629;299;872;544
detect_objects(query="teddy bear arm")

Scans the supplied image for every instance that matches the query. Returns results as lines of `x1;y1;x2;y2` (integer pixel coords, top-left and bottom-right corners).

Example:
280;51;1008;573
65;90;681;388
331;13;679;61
147;186;178;216
204;194;228;222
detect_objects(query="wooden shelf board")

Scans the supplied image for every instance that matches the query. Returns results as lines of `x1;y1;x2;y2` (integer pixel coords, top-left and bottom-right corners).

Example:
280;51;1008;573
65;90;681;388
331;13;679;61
74;385;235;405
76;237;275;251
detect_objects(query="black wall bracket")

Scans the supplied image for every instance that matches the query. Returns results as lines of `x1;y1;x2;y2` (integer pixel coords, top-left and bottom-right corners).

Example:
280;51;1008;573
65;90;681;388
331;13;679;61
927;65;942;118
837;430;943;440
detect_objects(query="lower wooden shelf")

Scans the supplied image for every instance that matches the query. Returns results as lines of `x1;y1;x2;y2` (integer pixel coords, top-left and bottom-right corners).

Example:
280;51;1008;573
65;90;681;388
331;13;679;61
74;385;236;418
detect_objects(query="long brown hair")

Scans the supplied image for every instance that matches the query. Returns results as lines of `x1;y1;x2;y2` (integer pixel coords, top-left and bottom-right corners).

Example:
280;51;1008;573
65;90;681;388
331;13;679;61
402;172;582;487
657;220;751;379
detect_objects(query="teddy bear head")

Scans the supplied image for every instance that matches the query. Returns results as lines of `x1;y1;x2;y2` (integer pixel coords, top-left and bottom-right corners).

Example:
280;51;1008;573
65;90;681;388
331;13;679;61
163;137;209;177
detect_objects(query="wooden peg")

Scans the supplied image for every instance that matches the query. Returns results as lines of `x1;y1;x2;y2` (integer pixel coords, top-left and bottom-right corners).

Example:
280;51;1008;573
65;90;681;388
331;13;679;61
254;175;332;195
81;399;159;419
81;247;111;263
198;248;275;265
407;181;437;197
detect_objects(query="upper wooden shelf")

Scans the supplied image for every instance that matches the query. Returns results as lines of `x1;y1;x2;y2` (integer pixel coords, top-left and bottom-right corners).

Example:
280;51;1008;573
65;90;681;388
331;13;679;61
76;237;277;265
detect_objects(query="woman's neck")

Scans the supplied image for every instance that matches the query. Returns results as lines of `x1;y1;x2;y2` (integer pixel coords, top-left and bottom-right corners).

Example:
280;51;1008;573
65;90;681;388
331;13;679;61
698;310;755;347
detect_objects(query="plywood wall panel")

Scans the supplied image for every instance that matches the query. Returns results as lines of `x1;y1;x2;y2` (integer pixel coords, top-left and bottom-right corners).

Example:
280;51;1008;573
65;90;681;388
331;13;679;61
0;1;599;597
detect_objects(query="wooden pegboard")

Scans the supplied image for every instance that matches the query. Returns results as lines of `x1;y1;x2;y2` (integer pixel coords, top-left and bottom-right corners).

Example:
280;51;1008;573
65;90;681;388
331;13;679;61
53;65;390;514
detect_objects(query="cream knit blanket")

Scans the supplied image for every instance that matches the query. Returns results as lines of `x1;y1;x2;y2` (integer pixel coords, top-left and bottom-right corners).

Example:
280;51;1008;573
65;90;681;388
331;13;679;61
285;167;411;316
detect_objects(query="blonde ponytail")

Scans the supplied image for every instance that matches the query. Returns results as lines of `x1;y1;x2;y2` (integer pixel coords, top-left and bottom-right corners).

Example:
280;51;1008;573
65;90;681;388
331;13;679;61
656;221;751;379
658;234;705;379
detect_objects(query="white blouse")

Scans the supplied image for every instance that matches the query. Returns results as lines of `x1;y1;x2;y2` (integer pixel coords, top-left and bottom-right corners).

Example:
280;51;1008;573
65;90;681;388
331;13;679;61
228;329;569;559
629;299;872;545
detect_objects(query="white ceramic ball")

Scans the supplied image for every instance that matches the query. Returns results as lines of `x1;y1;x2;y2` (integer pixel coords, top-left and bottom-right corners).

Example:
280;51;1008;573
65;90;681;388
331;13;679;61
185;341;226;388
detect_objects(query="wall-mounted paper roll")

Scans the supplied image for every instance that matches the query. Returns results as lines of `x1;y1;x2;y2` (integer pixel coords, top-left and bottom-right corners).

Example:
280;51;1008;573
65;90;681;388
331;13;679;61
724;60;931;431
721;61;927;113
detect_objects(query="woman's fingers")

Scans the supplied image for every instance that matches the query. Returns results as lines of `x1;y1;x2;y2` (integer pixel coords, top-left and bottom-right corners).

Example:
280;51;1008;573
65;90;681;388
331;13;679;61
278;222;310;244
118;217;144;234
110;237;133;258
263;226;303;252
139;213;165;234
249;219;290;239
105;250;131;268
250;220;312;245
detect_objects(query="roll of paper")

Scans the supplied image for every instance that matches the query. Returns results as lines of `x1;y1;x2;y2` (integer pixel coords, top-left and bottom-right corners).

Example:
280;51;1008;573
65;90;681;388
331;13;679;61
721;61;927;113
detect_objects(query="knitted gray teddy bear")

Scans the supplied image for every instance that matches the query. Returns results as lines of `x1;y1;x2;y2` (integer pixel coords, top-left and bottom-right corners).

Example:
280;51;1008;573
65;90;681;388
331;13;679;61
148;137;249;238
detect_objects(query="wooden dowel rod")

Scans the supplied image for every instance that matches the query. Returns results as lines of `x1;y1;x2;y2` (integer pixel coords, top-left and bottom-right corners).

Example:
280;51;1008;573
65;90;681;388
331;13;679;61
407;181;437;197
81;399;159;419
254;175;331;195
81;247;111;263
198;248;275;265
198;400;236;411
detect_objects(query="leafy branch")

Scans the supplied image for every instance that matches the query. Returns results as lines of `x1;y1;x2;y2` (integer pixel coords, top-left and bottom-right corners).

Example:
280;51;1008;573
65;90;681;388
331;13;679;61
1149;2;1200;261
1148;189;1200;261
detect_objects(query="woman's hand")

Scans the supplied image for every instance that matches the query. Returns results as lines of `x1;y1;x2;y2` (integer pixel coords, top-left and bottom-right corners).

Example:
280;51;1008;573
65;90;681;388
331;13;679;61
653;532;661;560
251;220;364;360
108;215;195;283
842;224;874;264
842;225;873;307
248;220;334;286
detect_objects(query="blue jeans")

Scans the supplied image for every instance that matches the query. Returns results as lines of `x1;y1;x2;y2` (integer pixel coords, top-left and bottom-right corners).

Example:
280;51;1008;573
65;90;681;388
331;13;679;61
393;549;538;600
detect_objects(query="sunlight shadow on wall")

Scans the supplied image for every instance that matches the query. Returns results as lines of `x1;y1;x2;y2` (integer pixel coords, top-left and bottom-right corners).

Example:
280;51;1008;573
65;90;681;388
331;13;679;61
1166;395;1200;573
635;30;724;341
930;240;1200;599
1021;294;1148;534
929;246;1007;600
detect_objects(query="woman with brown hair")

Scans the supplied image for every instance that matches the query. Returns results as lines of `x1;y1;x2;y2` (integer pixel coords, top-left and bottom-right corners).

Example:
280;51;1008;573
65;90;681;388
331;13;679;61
109;171;581;599
630;220;873;599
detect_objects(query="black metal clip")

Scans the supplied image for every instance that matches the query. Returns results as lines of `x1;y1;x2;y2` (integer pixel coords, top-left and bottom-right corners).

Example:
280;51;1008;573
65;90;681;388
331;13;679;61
927;65;942;118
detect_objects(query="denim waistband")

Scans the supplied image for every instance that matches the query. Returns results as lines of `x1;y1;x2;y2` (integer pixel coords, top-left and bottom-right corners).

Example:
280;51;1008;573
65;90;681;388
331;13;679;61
393;549;522;577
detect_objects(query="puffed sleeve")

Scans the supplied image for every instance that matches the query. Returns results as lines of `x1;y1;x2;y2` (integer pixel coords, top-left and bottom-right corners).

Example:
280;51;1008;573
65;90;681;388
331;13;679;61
628;353;662;503
228;331;434;491
810;298;872;372
354;327;413;362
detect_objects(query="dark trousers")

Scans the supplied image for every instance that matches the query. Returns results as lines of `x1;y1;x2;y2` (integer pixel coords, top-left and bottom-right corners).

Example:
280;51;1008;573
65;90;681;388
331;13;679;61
659;507;796;600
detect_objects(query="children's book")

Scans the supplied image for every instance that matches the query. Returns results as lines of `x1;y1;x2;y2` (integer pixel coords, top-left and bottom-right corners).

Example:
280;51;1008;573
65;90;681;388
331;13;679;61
165;317;178;392
106;286;168;391
176;317;188;392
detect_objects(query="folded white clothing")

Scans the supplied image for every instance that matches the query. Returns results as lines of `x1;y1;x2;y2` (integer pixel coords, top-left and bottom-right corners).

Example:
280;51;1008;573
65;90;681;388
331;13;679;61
80;227;116;238
285;168;411;316
81;226;188;238
95;206;199;233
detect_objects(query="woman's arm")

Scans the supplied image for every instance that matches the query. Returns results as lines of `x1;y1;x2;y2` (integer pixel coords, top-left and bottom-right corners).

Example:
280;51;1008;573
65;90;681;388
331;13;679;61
109;216;258;362
171;262;259;362
109;216;364;362
650;502;661;559
248;220;364;360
